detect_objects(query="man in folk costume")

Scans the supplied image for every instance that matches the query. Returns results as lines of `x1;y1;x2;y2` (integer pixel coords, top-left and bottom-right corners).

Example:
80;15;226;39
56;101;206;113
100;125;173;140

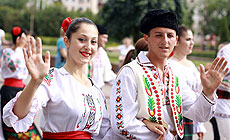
215;43;230;140
110;9;229;140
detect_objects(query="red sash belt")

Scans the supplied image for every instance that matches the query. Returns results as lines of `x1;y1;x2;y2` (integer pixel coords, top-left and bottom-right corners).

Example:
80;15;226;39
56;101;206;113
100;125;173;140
43;131;92;139
217;89;230;99
3;78;25;88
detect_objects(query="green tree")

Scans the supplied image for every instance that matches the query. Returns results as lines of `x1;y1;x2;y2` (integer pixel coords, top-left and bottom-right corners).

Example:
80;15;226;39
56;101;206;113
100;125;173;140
0;6;21;32
0;0;29;9
100;0;185;42
34;3;70;36
199;0;230;36
219;16;230;43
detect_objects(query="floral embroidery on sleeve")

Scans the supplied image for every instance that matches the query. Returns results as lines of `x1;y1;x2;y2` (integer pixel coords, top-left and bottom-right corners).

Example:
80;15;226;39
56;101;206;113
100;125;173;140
114;79;136;139
43;68;54;86
3;51;21;72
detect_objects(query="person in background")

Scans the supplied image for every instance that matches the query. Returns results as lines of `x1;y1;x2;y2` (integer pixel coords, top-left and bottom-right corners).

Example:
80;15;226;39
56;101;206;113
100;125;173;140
0;28;10;68
107;37;134;72
214;42;230;140
110;9;229;140
3;17;114;140
121;37;148;67
87;24;116;89
55;27;67;68
168;25;206;140
0;26;41;139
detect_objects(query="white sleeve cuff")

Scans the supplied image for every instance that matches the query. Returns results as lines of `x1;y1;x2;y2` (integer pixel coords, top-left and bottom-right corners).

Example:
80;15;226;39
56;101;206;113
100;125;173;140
3;91;40;133
201;91;217;105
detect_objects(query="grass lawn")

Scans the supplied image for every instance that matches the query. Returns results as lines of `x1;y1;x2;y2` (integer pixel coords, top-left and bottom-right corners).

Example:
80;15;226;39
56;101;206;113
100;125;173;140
191;60;210;67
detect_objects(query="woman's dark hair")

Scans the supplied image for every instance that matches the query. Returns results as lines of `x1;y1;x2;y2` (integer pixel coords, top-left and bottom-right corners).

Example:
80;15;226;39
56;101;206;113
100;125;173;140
11;27;26;45
65;17;97;40
178;25;190;41
121;38;148;67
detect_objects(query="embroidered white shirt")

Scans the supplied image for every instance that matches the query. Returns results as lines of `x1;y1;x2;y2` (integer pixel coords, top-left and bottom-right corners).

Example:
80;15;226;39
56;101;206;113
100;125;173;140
110;51;217;140
3;67;114;139
1;47;28;80
168;59;206;133
216;44;230;118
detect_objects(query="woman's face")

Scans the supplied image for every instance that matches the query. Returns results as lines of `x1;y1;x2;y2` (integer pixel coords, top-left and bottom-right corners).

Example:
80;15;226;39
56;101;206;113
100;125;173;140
176;30;194;55
64;23;98;65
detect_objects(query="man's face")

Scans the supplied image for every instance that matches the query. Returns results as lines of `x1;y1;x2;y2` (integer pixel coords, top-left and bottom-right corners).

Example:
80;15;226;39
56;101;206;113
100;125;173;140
144;27;178;60
98;34;108;47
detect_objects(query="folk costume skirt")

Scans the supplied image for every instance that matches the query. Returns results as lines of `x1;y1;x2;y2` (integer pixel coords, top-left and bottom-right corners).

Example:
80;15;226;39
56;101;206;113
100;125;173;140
0;79;42;140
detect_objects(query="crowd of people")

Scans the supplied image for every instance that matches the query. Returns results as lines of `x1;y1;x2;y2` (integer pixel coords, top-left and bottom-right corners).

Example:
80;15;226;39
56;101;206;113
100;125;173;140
0;8;229;140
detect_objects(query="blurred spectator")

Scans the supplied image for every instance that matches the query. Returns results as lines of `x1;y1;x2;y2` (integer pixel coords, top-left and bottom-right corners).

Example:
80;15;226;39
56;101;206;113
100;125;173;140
107;37;134;72
210;33;217;50
55;28;67;68
214;42;230;140
0;29;10;67
121;37;148;67
87;24;116;89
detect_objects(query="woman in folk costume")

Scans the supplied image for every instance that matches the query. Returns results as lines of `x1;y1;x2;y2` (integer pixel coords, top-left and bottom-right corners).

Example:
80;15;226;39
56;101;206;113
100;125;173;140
0;26;41;139
110;9;229;140
3;17;114;140
168;25;206;140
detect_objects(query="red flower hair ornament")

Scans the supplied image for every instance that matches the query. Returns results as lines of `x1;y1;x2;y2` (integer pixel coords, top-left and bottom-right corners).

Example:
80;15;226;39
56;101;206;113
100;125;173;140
62;17;72;33
12;26;21;36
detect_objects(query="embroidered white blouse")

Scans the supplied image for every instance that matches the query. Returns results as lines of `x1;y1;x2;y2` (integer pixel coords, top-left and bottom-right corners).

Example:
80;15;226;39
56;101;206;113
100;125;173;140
110;51;216;140
168;59;206;134
1;47;28;79
3;67;113;139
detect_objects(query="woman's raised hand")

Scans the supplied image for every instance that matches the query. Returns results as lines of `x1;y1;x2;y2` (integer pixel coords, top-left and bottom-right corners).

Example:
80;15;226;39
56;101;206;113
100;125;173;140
23;37;50;84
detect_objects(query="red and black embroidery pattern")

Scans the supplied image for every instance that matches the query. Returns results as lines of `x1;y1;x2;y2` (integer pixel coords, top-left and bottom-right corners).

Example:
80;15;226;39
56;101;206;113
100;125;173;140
115;80;136;139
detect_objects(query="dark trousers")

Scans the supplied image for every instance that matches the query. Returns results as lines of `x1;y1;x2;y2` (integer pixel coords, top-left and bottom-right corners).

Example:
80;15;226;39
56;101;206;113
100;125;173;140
210;117;220;140
0;85;42;139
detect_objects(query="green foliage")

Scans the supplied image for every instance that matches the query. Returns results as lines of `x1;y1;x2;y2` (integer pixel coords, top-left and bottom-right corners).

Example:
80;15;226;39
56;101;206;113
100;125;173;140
189;50;216;58
219;16;230;43
0;0;29;9
0;1;102;37
107;51;120;64
105;41;120;48
182;2;194;28
40;36;58;46
199;0;230;36
5;33;12;41
192;60;209;67
0;6;21;32
34;3;70;36
100;0;185;42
